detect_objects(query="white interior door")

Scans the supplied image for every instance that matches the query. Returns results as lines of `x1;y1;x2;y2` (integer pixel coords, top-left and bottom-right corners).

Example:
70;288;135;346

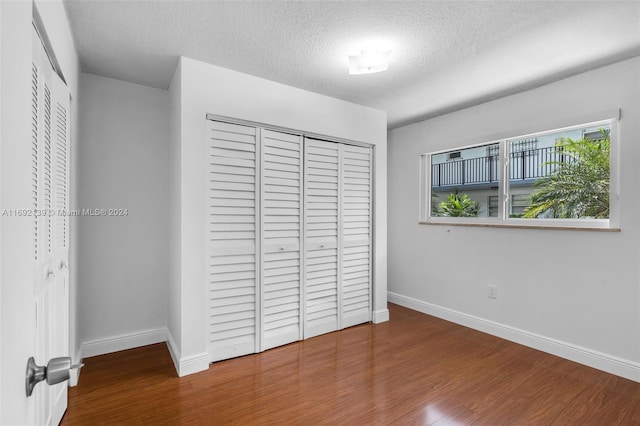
0;21;74;425
260;129;303;350
31;25;71;426
206;120;259;362
205;120;372;362
340;145;372;327
303;138;340;338
303;139;372;336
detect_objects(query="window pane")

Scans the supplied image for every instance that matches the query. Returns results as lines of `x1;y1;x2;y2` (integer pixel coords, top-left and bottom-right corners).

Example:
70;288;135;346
488;195;499;217
430;143;500;218
508;124;610;219
509;194;529;217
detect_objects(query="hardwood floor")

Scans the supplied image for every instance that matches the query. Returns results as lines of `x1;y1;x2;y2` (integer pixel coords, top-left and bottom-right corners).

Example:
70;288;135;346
62;304;640;425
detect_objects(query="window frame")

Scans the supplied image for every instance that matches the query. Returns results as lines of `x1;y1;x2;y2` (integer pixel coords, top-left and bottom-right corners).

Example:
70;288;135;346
419;115;620;230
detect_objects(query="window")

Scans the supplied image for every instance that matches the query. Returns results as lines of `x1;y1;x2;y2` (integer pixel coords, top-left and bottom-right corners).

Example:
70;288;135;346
509;194;529;217
430;142;499;218
584;128;610;141
488;196;499;217
420;116;619;229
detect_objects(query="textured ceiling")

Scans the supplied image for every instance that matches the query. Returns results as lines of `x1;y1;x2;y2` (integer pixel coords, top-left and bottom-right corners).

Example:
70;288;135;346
63;1;640;128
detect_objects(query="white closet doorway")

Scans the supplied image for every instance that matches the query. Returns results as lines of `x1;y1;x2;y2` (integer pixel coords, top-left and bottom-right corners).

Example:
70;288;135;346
206;118;373;363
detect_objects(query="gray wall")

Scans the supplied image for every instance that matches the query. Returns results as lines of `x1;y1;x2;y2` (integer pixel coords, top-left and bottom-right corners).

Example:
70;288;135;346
388;57;640;378
77;73;170;352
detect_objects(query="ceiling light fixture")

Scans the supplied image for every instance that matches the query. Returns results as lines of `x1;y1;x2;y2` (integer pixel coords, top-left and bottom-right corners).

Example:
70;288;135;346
348;49;391;75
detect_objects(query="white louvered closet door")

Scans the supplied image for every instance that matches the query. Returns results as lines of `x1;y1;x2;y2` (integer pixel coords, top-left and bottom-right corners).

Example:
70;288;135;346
206;121;259;362
303;139;340;338
32;25;71;426
260;130;303;350
206;118;373;362
340;145;373;327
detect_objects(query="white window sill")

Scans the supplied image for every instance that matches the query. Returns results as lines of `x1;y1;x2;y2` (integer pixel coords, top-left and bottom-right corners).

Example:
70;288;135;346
419;221;620;232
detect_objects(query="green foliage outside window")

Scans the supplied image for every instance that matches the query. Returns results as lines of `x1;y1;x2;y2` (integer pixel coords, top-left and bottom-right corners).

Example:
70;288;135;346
523;130;610;219
435;192;479;217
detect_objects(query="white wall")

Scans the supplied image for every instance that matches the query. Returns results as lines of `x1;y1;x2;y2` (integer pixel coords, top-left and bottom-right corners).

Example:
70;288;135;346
388;57;640;380
168;63;182;358
168;56;387;376
77;73;170;356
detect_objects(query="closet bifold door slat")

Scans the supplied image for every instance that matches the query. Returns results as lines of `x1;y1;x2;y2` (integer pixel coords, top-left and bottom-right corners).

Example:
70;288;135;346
341;144;373;327
52;78;70;254
260;129;303;350
304;138;340;338
207;120;259;362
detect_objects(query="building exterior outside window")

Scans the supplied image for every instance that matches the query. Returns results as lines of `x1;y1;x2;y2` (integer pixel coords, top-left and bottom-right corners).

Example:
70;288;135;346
430;124;611;220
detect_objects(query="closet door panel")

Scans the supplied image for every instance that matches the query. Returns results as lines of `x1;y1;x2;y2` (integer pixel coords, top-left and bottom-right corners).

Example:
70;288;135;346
207;121;258;362
341;145;373;327
31;41;72;423
261;130;302;350
206;119;373;360
304;139;339;338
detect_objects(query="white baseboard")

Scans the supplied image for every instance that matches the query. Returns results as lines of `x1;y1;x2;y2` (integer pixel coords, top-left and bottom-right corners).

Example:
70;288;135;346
177;352;209;377
372;308;390;323
388;291;640;383
81;328;167;358
68;346;83;387
165;329;180;375
165;329;209;377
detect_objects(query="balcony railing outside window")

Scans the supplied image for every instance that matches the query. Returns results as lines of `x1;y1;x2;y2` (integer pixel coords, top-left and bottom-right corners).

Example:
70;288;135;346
432;145;570;188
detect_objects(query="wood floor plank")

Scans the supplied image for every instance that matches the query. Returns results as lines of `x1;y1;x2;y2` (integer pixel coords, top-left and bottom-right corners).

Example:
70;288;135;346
62;304;640;425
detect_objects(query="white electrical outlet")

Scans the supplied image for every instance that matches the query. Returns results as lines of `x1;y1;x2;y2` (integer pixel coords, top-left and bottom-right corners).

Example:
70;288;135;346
488;285;498;299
